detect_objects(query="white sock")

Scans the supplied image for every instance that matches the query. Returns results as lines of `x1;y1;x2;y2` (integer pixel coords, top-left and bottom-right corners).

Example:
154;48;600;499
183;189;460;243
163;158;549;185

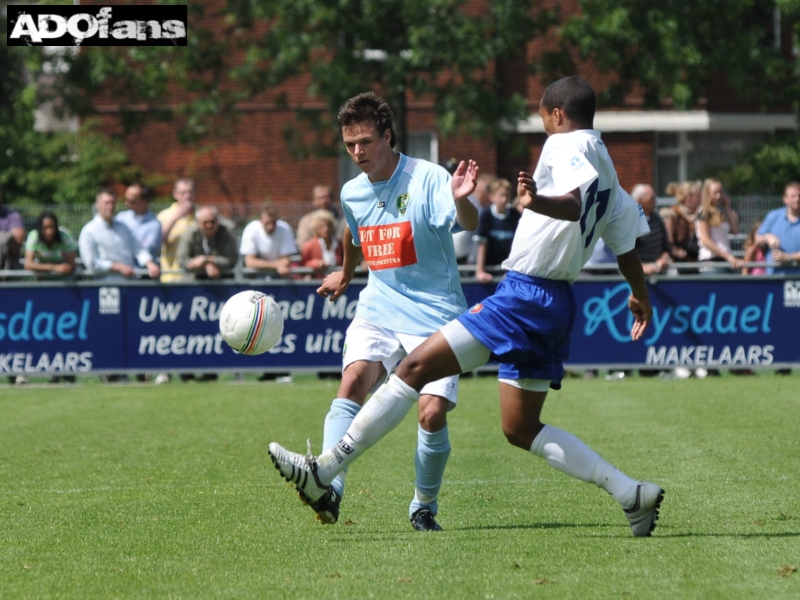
316;374;419;484
529;425;637;508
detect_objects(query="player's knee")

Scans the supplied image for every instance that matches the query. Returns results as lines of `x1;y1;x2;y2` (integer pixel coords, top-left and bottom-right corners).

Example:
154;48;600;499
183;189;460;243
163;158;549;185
502;422;544;451
395;355;430;389
418;401;447;432
337;372;371;403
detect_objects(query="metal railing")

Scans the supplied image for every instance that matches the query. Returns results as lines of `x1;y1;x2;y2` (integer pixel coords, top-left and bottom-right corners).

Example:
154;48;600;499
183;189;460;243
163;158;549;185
0;261;792;284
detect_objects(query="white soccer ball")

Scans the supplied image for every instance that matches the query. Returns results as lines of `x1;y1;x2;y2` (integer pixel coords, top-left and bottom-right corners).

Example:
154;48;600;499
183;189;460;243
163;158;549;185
219;290;284;355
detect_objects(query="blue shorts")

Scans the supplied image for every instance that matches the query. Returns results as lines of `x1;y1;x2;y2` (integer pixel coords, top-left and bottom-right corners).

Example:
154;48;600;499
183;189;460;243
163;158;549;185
456;271;575;387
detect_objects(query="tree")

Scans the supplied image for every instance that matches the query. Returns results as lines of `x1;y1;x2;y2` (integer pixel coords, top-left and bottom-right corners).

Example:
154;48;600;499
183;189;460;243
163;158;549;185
0;39;141;206
61;0;553;156
543;0;800;110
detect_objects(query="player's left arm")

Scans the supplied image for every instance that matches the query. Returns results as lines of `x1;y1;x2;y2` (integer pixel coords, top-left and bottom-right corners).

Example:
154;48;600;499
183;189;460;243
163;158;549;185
451;159;480;231
616;249;652;341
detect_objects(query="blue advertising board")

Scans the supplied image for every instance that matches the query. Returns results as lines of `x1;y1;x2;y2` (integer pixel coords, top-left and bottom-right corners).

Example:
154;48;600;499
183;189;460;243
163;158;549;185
1;278;798;375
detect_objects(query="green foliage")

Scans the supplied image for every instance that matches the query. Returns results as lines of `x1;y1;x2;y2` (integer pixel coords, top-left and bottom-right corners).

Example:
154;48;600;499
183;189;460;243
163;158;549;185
713;133;800;194
545;0;800;110
58;0;545;154
1;375;799;598
0;39;142;206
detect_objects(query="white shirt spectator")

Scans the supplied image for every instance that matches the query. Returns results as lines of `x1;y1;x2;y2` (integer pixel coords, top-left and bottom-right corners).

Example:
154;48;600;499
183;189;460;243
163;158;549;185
240;219;297;261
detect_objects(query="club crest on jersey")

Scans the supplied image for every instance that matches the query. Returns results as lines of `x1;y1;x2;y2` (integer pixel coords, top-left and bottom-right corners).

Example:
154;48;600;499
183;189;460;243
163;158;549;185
469;303;484;313
377;201;385;208
396;194;409;215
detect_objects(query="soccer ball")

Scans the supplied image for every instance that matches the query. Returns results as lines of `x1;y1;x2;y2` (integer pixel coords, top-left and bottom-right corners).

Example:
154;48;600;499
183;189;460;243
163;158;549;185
219;290;284;355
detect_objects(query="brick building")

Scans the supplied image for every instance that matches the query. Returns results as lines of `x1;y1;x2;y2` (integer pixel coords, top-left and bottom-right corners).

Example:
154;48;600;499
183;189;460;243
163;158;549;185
83;0;797;222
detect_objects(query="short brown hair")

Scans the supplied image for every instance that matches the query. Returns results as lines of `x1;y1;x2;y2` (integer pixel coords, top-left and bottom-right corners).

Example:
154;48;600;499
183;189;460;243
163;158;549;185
338;92;397;148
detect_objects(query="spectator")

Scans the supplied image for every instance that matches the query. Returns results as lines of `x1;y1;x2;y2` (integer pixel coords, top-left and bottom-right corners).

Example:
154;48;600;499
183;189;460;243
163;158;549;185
696;178;743;272
631;184;672;275
296;185;344;248
742;222;767;276
158;178;197;282
23;211;77;276
474;178;520;283
756;181;800;275
582;238;618;275
443;158;482;265
474;172;497;209
0;183;25;271
240;202;298;279
79;189;160;280
300;209;343;278
662;180;701;266
117;183;162;265
177;206;239;280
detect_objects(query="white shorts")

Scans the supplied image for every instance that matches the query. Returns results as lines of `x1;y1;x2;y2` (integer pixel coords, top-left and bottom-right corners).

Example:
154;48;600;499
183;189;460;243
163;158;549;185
343;318;459;406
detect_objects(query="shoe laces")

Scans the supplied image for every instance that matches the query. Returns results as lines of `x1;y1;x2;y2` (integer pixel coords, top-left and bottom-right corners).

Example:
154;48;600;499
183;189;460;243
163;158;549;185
306;439;315;463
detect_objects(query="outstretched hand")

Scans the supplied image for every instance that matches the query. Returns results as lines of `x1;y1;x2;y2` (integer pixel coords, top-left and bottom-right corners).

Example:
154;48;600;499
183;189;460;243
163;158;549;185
451;159;479;200
628;294;652;341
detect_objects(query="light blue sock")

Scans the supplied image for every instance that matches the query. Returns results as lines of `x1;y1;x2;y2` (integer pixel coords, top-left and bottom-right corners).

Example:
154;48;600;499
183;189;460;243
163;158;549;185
409;424;450;517
322;398;361;499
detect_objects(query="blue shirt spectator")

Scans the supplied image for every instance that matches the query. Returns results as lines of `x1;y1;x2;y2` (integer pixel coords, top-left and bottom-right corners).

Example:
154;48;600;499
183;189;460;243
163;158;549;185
79;189;160;279
117;183;162;260
756;182;800;274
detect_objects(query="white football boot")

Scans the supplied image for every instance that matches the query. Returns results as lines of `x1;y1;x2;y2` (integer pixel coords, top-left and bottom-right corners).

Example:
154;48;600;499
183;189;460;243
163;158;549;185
268;441;330;504
623;481;665;537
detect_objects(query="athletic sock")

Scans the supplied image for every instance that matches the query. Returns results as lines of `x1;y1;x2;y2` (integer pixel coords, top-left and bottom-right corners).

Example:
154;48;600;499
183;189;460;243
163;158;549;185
409;424;450;517
316;375;419;484
529;424;637;508
322;398;361;499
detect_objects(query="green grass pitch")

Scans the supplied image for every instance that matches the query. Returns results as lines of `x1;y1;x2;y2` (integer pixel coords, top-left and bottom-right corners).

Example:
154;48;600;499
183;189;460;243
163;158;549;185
1;373;798;599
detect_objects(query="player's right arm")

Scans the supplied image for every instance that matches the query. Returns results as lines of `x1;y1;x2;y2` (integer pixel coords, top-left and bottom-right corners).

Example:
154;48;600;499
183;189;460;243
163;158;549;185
317;226;362;301
516;172;582;221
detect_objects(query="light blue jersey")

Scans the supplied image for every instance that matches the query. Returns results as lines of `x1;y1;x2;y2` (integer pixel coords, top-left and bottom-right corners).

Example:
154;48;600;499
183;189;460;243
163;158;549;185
342;153;467;336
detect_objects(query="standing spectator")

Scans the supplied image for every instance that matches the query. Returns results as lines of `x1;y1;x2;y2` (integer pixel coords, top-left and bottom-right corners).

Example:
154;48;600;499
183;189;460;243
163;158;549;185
756;181;800;275
696;178;743;271
79;189;160;280
296;185;343;248
300;209;343;278
0;183;25;271
662;180;701;266
177;206;239;279
117;183;162;266
240;202;298;279
474;178;521;283
23;211;77;276
158;178;197;282
631;184;672;275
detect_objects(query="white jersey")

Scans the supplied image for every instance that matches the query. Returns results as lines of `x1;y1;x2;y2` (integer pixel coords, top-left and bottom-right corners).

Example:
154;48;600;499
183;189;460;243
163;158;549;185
502;129;648;282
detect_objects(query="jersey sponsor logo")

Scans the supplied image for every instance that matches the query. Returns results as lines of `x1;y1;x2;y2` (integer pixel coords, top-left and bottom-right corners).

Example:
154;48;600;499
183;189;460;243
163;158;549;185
396;194;410;215
358;221;417;271
469;303;483;313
